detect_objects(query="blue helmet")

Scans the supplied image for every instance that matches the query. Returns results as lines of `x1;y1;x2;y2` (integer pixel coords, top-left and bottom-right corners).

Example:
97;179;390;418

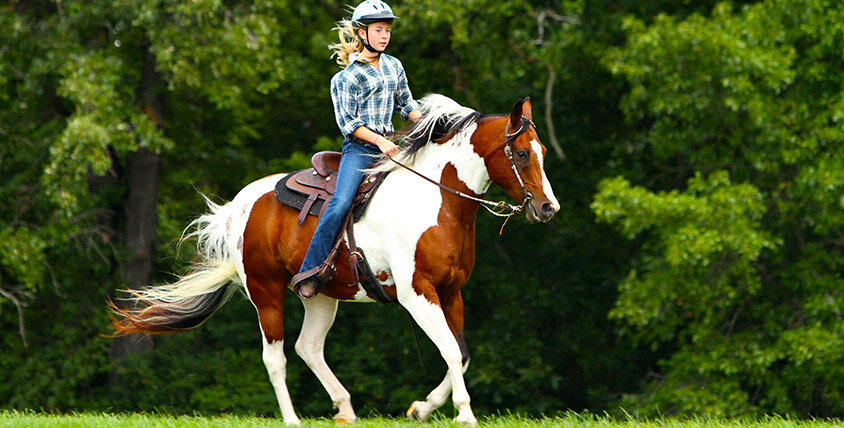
352;0;399;25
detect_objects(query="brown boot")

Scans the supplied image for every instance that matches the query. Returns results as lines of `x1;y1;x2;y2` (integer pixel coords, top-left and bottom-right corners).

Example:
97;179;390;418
291;264;331;299
297;278;319;299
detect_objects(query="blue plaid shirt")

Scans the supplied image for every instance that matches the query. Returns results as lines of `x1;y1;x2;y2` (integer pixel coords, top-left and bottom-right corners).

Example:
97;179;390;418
330;53;419;138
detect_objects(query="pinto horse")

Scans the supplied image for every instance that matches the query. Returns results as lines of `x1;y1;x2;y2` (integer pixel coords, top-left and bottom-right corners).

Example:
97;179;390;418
110;94;559;425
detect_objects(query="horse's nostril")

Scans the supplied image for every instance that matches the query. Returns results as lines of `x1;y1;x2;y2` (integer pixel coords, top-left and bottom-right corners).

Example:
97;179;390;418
541;202;555;214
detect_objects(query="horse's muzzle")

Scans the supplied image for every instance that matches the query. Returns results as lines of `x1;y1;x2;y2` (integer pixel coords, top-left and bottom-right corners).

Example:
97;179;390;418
526;200;558;223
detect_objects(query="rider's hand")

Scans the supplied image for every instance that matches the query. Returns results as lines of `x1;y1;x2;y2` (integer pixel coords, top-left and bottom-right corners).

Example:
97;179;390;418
376;136;400;158
408;109;423;122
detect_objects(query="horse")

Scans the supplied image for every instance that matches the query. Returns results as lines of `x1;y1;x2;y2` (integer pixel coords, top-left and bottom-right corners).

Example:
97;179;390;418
109;94;559;426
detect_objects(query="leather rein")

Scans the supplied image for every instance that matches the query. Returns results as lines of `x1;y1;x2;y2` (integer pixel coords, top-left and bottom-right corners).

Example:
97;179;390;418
387;115;536;231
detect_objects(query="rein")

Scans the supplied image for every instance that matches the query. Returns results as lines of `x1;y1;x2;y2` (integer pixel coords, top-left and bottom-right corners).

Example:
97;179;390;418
387;115;536;234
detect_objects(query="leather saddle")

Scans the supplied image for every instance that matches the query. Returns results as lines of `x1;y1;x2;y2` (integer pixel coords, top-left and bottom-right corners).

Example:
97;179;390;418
273;151;396;304
275;151;385;226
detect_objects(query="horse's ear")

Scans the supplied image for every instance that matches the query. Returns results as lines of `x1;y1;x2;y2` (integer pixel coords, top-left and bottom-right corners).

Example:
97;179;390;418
509;97;532;127
521;97;533;121
509;98;524;127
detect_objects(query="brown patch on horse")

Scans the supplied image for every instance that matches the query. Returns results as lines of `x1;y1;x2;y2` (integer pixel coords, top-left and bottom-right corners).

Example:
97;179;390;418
245;191;394;302
242;192;292;342
411;163;478;303
440;291;469;364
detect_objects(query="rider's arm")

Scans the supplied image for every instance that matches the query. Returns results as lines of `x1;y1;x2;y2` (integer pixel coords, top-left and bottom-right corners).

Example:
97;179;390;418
351;126;399;157
394;60;420;121
330;74;365;138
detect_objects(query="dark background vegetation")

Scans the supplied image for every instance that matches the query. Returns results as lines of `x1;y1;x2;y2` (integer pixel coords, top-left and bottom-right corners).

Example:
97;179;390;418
1;0;842;419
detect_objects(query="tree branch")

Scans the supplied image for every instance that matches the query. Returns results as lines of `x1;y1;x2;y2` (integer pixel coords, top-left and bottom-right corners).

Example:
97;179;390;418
507;39;566;162
543;65;565;162
529;8;580;45
0;286;32;349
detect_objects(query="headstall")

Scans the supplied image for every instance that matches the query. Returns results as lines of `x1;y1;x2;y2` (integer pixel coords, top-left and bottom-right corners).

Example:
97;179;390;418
387;115;536;234
503;115;536;211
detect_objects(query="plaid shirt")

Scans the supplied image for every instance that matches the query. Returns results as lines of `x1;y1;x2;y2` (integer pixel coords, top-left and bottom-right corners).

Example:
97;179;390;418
330;53;419;138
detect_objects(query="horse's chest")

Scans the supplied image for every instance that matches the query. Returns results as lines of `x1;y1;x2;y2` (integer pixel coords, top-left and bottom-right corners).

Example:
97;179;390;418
345;170;445;299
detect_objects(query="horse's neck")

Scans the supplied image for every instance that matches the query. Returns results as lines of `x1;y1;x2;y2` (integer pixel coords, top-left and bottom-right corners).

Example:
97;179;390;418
412;124;491;212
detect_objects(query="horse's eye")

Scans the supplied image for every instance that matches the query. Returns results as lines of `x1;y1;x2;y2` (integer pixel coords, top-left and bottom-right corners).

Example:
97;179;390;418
516;150;528;160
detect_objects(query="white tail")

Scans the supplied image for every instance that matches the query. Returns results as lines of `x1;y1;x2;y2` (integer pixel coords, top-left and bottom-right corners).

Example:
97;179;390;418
110;196;241;335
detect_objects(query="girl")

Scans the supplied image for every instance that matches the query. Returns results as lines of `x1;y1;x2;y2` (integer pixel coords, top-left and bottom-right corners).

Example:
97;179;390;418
292;0;422;299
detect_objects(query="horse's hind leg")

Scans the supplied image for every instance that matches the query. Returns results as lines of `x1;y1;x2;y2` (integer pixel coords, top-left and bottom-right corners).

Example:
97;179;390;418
407;291;471;422
294;293;356;423
247;275;300;425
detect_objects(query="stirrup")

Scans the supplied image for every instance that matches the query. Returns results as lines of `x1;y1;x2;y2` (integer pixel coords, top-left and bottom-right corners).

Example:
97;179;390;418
291;263;332;297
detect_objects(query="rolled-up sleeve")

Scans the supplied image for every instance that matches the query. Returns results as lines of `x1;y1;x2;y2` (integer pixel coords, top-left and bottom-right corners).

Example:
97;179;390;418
330;73;366;137
394;64;419;120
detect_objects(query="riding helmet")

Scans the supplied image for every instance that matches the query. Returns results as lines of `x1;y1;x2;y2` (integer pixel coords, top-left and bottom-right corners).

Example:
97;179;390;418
352;0;399;26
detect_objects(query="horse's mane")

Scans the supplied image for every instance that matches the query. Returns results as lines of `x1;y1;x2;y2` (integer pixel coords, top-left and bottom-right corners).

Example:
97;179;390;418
368;94;481;173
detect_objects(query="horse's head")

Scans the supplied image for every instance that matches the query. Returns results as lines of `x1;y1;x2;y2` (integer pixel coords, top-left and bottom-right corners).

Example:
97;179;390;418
477;98;560;223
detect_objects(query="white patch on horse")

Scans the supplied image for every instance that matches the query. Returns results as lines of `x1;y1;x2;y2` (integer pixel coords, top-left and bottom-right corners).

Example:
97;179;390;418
353;122;488;302
262;337;300;425
530;140;560;210
435;124;489;194
351;289;376;302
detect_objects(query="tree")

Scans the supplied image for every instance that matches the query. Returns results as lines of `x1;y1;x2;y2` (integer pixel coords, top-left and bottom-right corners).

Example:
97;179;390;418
1;0;316;392
594;0;844;417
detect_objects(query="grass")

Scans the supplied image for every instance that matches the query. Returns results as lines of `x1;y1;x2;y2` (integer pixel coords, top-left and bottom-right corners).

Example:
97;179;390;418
0;411;842;428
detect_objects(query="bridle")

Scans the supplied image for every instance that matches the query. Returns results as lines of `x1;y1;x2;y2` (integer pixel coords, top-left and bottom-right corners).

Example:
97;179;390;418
387;115;537;232
503;115;536;210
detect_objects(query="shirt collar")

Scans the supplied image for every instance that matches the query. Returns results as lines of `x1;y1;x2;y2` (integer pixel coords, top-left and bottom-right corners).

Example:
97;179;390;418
349;52;387;65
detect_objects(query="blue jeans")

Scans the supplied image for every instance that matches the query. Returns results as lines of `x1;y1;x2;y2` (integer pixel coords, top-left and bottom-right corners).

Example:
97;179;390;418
299;139;381;273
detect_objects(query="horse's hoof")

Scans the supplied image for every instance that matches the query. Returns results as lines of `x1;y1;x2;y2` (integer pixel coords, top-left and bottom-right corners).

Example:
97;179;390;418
406;403;420;420
406;401;431;421
283;417;302;426
453;416;478;427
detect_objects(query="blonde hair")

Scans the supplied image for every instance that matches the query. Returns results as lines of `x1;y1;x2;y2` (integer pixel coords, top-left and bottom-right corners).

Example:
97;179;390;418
329;19;365;68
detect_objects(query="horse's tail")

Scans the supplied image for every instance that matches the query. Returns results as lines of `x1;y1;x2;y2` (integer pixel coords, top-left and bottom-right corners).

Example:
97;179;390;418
109;196;241;336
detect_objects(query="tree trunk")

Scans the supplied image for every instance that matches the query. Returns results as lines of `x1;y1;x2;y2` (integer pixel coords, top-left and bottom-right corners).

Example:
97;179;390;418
110;47;166;363
111;147;160;358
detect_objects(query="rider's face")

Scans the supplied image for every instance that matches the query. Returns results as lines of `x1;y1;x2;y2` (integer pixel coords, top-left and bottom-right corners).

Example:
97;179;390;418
359;22;392;51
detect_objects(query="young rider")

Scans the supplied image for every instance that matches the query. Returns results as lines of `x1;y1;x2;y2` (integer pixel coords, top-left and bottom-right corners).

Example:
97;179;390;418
292;0;422;299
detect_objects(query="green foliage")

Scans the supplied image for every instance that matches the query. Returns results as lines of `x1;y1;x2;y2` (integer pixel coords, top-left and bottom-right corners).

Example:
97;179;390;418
595;0;844;418
593;172;777;341
3;0;844;420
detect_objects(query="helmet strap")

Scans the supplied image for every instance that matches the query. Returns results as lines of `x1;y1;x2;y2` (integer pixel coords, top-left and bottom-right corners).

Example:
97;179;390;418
359;26;384;55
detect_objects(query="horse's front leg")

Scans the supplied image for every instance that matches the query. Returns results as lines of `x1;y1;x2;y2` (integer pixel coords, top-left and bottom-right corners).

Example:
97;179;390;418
294;293;356;423
399;283;477;426
407;291;470;422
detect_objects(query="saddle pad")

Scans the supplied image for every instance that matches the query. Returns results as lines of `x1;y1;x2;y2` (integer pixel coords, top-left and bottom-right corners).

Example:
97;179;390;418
275;171;325;218
273;170;387;223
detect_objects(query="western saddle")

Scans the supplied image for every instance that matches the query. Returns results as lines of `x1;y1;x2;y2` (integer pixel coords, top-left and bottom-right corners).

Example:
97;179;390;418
274;152;394;303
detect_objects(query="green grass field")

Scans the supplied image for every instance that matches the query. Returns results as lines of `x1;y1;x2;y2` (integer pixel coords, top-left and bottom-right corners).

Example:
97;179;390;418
1;411;841;428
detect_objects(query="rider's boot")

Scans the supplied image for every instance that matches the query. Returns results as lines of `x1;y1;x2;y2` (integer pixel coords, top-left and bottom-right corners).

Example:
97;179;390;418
297;278;319;299
291;262;332;300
